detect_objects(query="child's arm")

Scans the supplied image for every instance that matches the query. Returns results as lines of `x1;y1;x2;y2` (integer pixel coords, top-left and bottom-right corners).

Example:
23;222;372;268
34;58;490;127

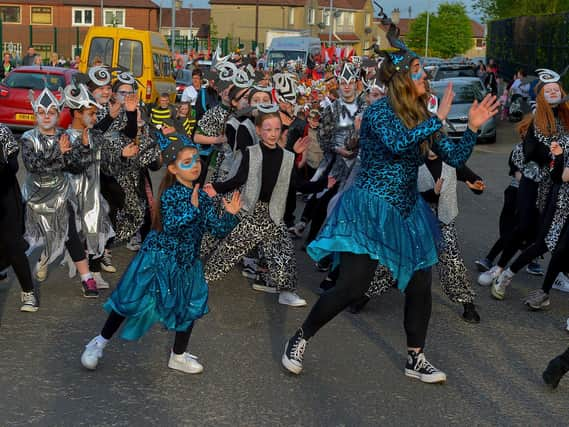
202;192;239;239
457;164;485;194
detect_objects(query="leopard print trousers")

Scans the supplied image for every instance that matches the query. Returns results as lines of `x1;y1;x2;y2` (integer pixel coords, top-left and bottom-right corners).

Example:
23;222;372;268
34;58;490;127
203;202;297;291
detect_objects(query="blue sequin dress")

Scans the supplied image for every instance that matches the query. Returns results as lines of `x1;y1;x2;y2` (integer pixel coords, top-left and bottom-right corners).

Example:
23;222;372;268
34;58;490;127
308;97;477;290
104;183;238;340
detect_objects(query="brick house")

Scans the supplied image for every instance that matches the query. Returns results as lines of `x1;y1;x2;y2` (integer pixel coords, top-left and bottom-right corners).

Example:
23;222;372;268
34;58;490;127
0;0;159;62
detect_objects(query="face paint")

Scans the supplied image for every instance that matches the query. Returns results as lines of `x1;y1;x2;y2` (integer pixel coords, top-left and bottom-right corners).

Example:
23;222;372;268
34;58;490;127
36;108;59;130
411;69;424;81
177;153;200;170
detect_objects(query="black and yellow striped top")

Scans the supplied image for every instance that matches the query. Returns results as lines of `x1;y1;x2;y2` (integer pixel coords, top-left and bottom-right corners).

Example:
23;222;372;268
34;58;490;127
150;106;173;127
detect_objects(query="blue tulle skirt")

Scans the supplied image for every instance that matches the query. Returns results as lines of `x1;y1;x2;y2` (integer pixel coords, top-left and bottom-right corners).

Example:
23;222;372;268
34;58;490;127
104;249;209;341
307;186;440;291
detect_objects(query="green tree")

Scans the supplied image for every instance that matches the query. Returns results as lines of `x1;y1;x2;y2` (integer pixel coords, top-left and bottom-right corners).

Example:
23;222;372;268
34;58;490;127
474;0;569;20
407;3;473;58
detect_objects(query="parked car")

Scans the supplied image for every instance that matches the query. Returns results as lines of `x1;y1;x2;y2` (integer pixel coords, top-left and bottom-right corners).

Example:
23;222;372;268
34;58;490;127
431;64;477;81
0;66;76;131
175;69;193;102
430;77;496;144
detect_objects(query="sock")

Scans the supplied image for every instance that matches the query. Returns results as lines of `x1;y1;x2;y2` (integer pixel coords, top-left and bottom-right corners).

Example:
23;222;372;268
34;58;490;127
80;273;93;282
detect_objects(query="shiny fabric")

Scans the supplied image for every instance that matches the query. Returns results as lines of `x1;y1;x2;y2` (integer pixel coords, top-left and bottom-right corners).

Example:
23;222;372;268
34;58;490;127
104;183;237;340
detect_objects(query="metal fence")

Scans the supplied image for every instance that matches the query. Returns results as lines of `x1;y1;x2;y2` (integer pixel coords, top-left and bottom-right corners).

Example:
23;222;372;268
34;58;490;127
487;13;569;86
164;36;264;56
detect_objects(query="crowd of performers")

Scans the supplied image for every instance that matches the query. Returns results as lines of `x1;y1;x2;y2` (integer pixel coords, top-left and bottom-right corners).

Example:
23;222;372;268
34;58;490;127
1;17;568;388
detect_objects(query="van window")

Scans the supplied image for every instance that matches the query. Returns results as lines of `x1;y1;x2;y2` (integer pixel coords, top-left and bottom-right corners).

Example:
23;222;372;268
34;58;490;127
162;55;172;77
88;37;113;66
152;53;162;76
118;39;143;77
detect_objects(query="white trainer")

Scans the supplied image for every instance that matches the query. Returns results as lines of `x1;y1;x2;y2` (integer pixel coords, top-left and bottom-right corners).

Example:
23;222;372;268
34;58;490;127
93;272;110;289
168;352;203;374
478;265;501;287
20;291;39;312
553;273;569;293
81;336;107;370
278;291;307;307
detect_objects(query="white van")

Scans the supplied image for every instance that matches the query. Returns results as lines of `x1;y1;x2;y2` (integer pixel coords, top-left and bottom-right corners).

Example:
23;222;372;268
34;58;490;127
266;37;321;68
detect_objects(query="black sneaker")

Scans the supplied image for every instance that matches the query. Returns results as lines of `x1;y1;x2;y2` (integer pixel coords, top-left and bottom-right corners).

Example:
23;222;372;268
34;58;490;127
82;278;99;298
462;302;481;323
543;355;569;389
282;328;308;375
405;351;447;384
318;277;336;293
348;295;370;314
315;256;332;272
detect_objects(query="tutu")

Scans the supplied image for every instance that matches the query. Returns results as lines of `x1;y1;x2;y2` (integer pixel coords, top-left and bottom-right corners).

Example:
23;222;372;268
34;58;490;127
308;185;440;291
104;246;209;341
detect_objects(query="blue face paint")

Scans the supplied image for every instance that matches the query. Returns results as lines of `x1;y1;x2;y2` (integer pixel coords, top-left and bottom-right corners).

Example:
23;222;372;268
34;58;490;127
177;154;200;170
411;69;424;81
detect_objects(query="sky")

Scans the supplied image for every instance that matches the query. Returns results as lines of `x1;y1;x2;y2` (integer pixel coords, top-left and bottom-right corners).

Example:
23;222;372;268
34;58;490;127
153;0;483;21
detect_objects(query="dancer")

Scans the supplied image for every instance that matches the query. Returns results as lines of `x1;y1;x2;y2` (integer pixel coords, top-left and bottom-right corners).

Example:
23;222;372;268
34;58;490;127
0;124;38;311
80;141;240;373
281;19;499;382
543;346;569;389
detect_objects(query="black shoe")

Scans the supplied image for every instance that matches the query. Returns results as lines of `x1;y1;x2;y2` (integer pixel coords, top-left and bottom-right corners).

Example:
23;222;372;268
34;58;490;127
282;328;308;375
0;272;7;281
348;295;370;314
543;355;569;389
315;256;332;272
319;277;336;293
462;302;481;323
405;350;447;384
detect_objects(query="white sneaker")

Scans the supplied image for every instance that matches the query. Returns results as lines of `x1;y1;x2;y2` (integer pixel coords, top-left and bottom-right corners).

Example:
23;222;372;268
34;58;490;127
126;233;141;252
553;273;569;293
35;254;49;282
20;291;39;312
81;336;107;370
478;265;501;287
251;280;279;294
278;291;307;307
491;268;514;300
566;318;569;333
168;352;204;374
100;250;117;273
93;272;110;289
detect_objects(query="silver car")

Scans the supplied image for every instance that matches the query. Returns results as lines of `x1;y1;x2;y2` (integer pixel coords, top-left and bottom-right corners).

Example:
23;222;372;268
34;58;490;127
430;77;497;144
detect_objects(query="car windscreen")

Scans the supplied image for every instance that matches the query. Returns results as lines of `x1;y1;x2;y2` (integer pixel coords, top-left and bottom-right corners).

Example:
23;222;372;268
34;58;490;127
431;83;483;104
436;68;476;80
267;50;306;66
175;69;192;84
5;72;66;90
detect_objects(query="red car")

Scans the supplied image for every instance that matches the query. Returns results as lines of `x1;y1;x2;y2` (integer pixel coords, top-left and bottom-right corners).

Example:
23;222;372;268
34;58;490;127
0;66;76;131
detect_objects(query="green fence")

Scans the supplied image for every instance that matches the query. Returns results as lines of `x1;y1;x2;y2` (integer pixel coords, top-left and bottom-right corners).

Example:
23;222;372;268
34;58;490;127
164;36;264;56
487;13;569;86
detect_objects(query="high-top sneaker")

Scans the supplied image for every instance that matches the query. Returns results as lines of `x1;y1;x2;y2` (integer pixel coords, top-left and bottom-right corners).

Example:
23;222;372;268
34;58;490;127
100;250;117;273
405;350;447;384
543;352;569;389
20;291;39;312
81;336;107;370
491;268;514;300
282;328;308;374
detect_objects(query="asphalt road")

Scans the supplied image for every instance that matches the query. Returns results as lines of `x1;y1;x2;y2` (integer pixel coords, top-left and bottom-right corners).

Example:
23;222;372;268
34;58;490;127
0;120;568;426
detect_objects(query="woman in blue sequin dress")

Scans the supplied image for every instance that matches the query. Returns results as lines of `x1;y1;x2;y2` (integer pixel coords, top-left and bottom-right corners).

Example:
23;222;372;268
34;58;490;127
282;42;500;383
80;142;241;374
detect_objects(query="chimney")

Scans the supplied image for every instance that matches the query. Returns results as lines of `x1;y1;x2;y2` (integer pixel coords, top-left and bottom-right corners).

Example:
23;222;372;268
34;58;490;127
391;8;400;25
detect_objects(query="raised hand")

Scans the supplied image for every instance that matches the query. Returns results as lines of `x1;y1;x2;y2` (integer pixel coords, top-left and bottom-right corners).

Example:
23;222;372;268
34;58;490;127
293;135;310;154
437;82;454;121
59;134;71;154
222;191;241;215
203;183;217;197
191;183;201;208
327;176;337;189
551;141;563;156
468;94;500;131
124;93;139;112
122;142;139;158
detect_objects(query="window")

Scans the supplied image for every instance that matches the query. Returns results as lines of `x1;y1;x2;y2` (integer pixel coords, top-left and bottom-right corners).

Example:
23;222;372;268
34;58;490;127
5;72;65;91
308;8;316;25
104;9;125;27
336;12;343;25
118;39;143;77
347;12;354;26
322;10;330;26
88;37;113;66
288;8;294;26
365;13;371;26
162;55;172;76
31;6;52;25
364;40;370;50
153;54;162;76
0;6;20;23
3;42;22;59
73;8;94;26
71;44;82;57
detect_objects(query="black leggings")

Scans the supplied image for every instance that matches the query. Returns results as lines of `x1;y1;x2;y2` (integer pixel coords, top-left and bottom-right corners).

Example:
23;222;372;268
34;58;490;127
305;185;339;245
509;239;548;274
301;252;432;348
101;310;194;354
486;185;518;262
542;248;568;293
1;238;34;293
66;208;86;263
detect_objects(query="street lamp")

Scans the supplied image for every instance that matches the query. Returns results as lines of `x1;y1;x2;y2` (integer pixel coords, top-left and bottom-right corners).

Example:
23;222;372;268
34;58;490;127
425;0;431;58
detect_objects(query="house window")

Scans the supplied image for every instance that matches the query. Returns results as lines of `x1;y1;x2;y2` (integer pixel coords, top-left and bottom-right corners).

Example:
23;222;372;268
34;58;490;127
347;12;354;26
104;9;125;27
364;40;370;50
0;6;20;24
365;13;371;26
71;44;82;57
322;10;330;26
73;8;94;26
288;8;295;26
476;38;485;48
336;12;343;25
308;8;316;25
31;6;52;25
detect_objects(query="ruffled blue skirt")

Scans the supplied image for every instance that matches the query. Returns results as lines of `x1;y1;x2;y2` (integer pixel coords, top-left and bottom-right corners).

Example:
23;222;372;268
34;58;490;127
104;249;209;341
307;186;440;291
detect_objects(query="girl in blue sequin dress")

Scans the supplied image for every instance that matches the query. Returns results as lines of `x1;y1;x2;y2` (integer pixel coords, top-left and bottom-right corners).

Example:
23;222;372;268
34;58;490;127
282;31;500;383
80;142;241;374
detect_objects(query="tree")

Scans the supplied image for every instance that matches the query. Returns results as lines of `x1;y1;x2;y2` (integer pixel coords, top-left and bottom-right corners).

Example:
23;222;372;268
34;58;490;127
473;0;569;20
407;3;473;58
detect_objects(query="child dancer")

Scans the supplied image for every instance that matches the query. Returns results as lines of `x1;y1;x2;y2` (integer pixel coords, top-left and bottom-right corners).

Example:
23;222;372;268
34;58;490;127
80;141;240;373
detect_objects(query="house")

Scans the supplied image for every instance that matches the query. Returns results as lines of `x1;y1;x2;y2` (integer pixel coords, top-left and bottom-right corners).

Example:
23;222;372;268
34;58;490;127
373;11;486;58
160;8;211;40
0;0;159;61
209;0;376;54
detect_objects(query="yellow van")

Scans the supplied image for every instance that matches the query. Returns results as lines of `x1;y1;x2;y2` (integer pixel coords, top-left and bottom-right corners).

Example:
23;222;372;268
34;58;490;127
79;26;176;104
